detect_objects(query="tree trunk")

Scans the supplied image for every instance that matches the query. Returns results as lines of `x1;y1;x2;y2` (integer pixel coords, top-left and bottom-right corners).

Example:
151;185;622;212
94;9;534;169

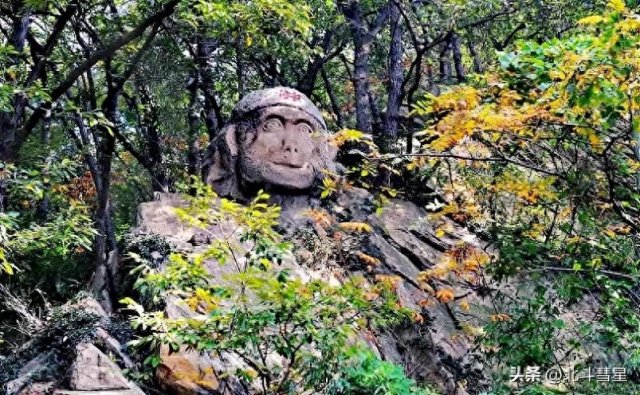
439;35;452;83
352;34;373;133
0;3;31;211
405;49;424;154
0;179;6;213
236;39;245;99
340;2;373;133
0;4;31;164
383;2;403;152
451;33;466;82
91;84;119;312
296;32;339;96
196;37;223;140
467;37;483;73
297;61;323;97
369;90;383;134
37;120;52;220
321;67;343;128
187;72;201;181
137;84;169;192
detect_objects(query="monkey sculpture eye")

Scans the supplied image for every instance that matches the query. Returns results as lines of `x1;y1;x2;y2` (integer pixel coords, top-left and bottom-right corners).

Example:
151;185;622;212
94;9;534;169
262;118;283;132
297;123;313;134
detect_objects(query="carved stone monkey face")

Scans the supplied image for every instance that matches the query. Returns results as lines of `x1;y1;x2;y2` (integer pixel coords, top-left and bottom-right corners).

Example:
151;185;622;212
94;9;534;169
202;88;336;199
238;105;325;190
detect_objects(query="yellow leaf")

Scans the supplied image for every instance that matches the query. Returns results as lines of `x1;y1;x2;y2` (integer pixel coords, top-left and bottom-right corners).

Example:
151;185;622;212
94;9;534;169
338;222;373;233
3;262;13;275
616;19;640;32
490;313;510;322
419;299;434;307
435;288;455;303
578;15;605;25
356;251;381;266
331;129;368;147
609;0;625;12
461;323;485;336
304;209;332;228
374;274;402;289
567;236;581;244
246;35;253;46
587;131;603;149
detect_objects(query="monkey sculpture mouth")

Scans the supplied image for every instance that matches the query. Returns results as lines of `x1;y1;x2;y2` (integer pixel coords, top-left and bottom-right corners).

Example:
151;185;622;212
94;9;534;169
270;161;309;169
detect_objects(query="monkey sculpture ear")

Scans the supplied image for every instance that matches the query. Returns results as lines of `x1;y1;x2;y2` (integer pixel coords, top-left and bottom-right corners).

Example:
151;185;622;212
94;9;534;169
223;123;239;157
203;123;240;197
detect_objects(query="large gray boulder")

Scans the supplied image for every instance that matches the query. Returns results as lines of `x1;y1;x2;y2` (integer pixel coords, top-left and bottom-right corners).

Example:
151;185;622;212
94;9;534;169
130;87;488;394
2;297;145;395
133;188;487;395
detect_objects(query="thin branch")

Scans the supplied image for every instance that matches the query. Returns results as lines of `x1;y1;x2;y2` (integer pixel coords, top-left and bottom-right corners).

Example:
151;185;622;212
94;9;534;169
19;0;180;142
526;266;639;282
374;152;560;176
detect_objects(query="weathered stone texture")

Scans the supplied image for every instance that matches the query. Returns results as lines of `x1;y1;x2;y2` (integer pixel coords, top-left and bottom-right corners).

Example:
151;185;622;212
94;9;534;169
133;87;485;394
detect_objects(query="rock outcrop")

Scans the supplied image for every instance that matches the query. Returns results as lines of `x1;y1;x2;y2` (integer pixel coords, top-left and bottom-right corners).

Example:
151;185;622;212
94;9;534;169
1;297;144;395
133;189;488;395
124;87;491;394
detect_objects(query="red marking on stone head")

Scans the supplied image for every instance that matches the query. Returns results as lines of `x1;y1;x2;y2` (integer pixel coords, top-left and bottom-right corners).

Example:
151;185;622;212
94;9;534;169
279;90;301;101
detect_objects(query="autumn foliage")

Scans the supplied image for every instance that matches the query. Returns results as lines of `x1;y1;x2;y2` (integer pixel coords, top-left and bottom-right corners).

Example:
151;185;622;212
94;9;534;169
409;0;640;383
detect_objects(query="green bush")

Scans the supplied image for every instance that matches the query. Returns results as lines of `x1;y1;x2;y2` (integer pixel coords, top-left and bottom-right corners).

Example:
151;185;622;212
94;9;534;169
328;346;438;395
122;182;423;394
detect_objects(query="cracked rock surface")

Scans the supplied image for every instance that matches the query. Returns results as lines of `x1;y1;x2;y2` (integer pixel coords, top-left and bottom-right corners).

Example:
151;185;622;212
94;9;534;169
133;188;489;395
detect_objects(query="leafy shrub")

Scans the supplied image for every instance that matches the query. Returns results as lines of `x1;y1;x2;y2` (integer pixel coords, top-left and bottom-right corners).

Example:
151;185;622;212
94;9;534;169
123;234;175;268
328;346;438;395
0;162;97;294
122;181;419;394
411;2;640;392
